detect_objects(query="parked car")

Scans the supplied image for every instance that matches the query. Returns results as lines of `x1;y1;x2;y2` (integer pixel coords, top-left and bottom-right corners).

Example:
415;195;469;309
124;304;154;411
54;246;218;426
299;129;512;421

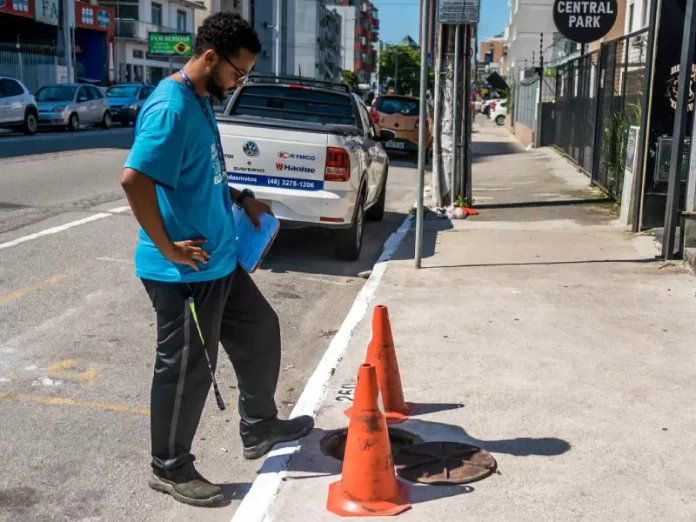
488;99;507;126
371;94;433;158
218;75;395;261
480;98;500;116
105;83;155;126
35;84;112;131
0;76;38;135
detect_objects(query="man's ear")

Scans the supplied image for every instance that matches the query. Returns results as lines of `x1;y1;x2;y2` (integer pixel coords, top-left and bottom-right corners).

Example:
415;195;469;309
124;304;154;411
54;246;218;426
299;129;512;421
202;49;219;68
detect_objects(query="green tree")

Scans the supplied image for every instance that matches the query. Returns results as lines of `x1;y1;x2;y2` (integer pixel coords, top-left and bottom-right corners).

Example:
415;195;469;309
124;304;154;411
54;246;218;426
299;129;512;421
378;45;433;95
342;70;360;93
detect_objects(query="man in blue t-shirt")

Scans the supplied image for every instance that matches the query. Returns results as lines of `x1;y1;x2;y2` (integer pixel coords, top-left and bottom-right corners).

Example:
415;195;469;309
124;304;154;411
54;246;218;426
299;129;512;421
120;13;313;507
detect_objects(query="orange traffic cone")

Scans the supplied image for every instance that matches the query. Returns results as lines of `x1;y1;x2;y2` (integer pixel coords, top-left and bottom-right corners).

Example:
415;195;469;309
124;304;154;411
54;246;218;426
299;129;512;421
346;305;415;424
327;364;410;517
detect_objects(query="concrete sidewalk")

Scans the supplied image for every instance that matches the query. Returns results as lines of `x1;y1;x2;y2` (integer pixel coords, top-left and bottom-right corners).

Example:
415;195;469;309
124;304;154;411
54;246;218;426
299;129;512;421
262;123;696;521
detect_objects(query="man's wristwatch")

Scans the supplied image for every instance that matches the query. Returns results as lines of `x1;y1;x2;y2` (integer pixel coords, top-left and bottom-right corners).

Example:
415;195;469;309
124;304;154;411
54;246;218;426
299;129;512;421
236;188;255;207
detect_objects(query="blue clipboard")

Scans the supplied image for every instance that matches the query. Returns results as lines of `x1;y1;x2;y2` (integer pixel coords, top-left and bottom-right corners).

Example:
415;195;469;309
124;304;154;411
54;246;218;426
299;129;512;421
232;205;280;273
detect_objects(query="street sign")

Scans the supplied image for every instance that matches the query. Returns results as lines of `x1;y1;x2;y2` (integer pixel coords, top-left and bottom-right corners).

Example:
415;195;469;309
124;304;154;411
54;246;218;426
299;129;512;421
148;32;193;57
553;0;617;44
34;0;59;26
437;0;480;24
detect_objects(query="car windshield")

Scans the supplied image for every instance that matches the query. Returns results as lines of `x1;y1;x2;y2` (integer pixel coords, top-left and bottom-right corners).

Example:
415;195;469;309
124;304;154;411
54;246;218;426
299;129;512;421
376;97;419;116
230;86;356;126
35;86;77;102
106;86;139;98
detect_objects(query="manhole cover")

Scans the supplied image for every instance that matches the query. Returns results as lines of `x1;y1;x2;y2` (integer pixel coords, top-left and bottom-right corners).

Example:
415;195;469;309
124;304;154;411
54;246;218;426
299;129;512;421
394;441;497;485
320;427;422;462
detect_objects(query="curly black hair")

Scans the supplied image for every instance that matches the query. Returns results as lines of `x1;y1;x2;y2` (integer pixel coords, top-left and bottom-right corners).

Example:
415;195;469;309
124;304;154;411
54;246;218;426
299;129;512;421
194;12;262;58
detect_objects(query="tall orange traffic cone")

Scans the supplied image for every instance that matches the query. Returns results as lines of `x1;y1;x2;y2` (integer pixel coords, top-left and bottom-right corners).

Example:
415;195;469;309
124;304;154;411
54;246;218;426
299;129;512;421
327;364;410;517
346;305;416;424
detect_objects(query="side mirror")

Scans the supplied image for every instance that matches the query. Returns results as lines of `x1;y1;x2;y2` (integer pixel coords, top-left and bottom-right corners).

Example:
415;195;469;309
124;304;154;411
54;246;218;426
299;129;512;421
379;129;396;142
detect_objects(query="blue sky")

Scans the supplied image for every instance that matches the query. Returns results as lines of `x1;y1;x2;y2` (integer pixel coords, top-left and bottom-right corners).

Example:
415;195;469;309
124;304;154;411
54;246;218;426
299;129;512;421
373;0;511;45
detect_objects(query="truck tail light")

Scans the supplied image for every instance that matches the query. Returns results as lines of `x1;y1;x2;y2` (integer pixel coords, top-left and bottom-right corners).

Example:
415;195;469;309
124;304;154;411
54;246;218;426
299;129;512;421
325;147;350;182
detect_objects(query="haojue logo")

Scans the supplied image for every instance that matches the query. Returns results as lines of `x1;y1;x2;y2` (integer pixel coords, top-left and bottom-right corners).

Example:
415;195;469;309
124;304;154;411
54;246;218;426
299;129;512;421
278;151;316;161
276;163;316;173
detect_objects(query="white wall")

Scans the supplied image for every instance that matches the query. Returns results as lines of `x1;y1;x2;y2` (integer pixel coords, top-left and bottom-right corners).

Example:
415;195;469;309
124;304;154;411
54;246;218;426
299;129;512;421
625;0;651;33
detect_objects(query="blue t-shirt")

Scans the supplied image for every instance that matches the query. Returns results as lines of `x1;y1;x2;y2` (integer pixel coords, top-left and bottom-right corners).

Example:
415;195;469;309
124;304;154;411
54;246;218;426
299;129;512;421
123;78;237;283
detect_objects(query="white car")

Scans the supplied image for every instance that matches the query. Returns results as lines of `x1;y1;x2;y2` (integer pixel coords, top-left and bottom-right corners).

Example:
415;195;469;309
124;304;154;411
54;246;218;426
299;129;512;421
488;99;507;126
0;76;38;135
217;75;395;261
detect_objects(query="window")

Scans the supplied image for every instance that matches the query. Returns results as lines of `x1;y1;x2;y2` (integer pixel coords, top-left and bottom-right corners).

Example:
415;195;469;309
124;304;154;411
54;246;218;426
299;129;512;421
0;79;24;98
88;86;104;99
641;0;649;27
77;87;90;102
628;3;634;32
139;87;150;100
133;49;144;59
151;2;162;26
36;85;77;102
375;96;419;116
177;10;187;31
230;86;356;125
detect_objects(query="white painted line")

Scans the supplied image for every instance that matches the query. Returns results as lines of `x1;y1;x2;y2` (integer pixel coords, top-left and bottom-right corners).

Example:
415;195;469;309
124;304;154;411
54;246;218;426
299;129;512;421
231;211;415;522
0;206;130;251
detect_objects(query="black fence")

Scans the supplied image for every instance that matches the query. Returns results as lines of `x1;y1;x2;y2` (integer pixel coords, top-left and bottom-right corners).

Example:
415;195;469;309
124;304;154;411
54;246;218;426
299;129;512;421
550;29;649;200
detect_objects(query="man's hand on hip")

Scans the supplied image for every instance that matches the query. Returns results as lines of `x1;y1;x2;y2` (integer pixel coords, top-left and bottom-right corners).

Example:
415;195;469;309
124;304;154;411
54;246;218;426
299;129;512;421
163;239;210;271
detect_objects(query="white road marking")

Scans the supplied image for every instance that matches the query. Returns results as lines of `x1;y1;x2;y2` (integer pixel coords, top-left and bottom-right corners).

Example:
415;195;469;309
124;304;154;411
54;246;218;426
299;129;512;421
0;206;130;251
230;211;415;522
96;256;132;265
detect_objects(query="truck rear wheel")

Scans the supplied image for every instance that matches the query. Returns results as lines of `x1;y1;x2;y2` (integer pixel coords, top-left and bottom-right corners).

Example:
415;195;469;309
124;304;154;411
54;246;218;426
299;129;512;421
334;196;365;261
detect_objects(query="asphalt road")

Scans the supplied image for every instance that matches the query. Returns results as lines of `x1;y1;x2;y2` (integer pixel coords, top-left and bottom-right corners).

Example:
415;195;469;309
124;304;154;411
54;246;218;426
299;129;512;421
0;135;418;522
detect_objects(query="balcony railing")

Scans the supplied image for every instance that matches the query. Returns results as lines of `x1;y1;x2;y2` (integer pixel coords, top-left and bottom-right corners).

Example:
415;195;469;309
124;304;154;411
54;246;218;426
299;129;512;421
369;31;377;42
114;19;190;42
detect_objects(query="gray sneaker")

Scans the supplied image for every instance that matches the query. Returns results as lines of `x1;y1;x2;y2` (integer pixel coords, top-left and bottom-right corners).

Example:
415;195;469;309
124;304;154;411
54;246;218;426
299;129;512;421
149;464;224;507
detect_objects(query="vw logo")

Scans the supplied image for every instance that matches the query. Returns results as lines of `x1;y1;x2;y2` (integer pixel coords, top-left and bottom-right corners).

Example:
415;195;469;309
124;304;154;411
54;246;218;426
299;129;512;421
243;141;259;157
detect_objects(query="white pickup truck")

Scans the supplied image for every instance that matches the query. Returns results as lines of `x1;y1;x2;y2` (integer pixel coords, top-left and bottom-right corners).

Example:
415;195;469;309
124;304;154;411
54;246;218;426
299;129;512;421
216;76;395;261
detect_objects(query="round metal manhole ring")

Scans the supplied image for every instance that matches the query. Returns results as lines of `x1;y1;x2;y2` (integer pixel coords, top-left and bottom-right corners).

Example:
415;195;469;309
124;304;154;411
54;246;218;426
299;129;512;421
320;427;423;462
394;441;497;485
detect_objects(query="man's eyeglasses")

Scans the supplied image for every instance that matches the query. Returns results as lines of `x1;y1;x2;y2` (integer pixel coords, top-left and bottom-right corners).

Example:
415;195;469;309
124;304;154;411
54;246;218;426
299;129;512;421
225;57;250;84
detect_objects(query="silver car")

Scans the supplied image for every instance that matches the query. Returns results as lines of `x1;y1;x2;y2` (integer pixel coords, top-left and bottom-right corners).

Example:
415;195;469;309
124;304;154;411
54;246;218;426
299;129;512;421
35;84;112;131
0;76;38;135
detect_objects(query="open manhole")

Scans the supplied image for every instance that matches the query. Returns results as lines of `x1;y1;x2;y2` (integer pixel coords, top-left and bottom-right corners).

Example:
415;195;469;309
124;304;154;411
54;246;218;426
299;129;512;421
394;441;497;485
320;427;423;462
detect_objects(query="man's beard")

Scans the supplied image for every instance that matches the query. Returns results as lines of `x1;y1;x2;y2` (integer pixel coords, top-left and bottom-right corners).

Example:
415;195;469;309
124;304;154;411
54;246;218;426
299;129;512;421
205;71;227;102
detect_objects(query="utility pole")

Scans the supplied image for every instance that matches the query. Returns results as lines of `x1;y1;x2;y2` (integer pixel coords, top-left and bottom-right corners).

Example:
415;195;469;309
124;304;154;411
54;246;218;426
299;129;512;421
451;24;461;201
16;35;23;83
63;0;74;83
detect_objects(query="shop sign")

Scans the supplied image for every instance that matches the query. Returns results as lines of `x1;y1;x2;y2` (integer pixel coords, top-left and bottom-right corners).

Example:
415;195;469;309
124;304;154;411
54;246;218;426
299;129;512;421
148;32;193;57
666;63;696;112
553;0;618;44
0;0;34;19
34;0;59;26
75;1;112;32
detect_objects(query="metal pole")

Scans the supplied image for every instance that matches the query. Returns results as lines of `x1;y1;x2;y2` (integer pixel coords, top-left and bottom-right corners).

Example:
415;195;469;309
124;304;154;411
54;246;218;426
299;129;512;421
631;0;661;232
63;0;74;82
433;25;444;206
394;50;399;92
451;24;461;202
464;25;472;206
663;0;696;259
536;33;544;148
414;0;430;269
274;0;282;75
16;35;23;83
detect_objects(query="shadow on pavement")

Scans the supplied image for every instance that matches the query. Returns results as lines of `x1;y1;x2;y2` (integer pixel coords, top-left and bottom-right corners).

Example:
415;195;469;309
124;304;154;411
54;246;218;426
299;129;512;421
423;257;660;270
411;402;465;416
0;128;134;159
261;211;408;277
390;214;454;262
473;197;613;210
217;482;253;507
471;141;522;162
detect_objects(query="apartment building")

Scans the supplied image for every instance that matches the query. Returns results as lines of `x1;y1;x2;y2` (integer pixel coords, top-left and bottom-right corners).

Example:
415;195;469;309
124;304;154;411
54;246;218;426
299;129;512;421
102;0;204;84
504;0;558;79
251;0;342;81
329;0;379;85
194;0;250;31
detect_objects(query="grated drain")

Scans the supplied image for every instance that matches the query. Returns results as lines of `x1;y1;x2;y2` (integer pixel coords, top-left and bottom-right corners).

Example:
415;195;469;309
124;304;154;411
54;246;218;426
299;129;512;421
394;441;497;485
320;427;423;462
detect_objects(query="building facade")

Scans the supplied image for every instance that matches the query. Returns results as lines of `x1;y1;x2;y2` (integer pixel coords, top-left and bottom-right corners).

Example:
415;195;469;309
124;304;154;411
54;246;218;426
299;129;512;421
194;0;250;32
101;0;204;84
503;0;558;79
251;0;342;81
329;0;378;85
0;0;115;91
